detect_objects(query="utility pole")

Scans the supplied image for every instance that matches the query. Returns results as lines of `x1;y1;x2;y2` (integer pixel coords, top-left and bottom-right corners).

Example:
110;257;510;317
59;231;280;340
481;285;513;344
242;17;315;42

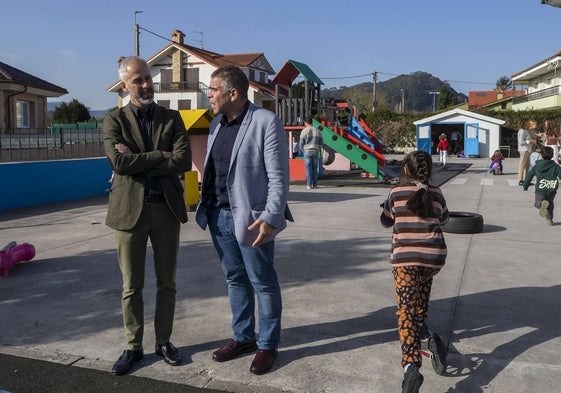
429;91;440;112
372;71;377;112
134;11;143;56
400;89;405;113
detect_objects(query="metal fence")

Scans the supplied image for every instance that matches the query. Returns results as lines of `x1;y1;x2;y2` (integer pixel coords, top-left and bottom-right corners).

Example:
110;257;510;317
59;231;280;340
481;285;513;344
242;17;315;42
0;126;105;162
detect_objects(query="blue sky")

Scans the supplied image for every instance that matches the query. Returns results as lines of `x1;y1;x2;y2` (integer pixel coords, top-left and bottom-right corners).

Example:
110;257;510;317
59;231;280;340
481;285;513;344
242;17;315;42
2;0;561;110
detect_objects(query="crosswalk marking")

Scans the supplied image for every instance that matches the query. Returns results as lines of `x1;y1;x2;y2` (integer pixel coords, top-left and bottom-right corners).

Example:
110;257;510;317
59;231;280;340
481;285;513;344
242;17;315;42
448;178;523;186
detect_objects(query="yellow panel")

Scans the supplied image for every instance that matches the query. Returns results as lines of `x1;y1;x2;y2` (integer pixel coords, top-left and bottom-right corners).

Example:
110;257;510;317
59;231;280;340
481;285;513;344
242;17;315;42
184;170;199;207
179;109;213;131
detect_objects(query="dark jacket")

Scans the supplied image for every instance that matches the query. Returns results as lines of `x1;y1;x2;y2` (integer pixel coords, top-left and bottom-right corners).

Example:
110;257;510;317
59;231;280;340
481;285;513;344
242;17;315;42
523;159;561;196
103;104;192;230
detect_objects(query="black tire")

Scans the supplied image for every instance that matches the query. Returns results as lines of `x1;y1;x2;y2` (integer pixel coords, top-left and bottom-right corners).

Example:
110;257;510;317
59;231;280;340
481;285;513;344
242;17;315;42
322;146;335;166
442;212;484;234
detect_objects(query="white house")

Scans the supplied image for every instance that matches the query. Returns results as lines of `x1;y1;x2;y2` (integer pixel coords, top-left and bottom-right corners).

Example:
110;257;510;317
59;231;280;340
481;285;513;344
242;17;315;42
413;108;506;158
106;29;290;180
106;30;280;113
511;51;561;111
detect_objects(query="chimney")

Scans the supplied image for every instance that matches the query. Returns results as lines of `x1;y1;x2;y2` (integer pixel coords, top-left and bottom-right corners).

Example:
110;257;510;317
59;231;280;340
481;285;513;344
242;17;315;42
171;30;185;83
171;30;185;45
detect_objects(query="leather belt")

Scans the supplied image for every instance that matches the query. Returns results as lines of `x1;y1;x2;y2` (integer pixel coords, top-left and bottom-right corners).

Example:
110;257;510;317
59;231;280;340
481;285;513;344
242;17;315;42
144;195;165;204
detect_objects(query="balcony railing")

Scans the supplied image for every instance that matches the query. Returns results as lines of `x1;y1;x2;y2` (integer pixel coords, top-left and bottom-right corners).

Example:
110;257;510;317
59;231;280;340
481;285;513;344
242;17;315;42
154;81;209;96
513;85;561;104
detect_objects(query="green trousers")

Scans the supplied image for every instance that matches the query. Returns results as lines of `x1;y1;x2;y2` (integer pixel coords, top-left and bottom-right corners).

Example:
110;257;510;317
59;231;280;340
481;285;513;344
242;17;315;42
115;202;181;351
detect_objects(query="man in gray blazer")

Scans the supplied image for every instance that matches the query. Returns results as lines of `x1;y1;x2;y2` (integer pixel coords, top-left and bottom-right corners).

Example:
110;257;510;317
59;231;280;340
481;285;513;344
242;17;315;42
104;56;191;375
196;65;292;375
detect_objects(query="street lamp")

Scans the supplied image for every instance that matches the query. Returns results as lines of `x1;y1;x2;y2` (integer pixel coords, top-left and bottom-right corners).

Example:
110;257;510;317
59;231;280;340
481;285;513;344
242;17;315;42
134;11;143;56
429;91;440;112
542;0;561;8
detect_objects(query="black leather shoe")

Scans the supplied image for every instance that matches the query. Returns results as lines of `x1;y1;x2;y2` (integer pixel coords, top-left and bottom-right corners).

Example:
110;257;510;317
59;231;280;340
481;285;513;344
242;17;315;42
111;349;143;375
250;349;278;375
212;339;257;362
155;342;182;366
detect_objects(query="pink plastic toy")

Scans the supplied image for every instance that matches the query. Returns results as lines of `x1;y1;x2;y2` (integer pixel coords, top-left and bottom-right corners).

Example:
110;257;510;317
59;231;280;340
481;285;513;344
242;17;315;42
0;241;36;277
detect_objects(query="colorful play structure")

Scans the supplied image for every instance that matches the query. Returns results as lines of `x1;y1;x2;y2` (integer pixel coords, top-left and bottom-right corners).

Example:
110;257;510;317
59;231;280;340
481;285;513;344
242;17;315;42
271;60;390;182
315;102;388;180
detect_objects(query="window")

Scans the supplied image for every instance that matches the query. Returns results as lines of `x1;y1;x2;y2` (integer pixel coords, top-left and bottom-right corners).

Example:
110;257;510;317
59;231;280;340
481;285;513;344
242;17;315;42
249;69;255;81
178;99;191;110
157;100;170;109
16;101;30;128
260;72;266;83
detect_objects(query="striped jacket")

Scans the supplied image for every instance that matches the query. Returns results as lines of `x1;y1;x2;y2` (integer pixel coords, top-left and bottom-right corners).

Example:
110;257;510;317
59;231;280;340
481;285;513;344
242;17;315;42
380;184;449;268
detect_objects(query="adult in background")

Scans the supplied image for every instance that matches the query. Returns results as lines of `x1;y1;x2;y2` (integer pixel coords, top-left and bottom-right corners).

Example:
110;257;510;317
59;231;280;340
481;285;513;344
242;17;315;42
517;118;535;186
299;116;324;189
543;117;560;164
195;65;293;375
450;129;462;155
104;56;192;375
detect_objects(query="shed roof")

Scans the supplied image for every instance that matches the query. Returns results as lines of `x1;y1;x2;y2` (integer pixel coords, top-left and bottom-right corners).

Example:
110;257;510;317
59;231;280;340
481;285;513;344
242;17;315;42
413;108;505;125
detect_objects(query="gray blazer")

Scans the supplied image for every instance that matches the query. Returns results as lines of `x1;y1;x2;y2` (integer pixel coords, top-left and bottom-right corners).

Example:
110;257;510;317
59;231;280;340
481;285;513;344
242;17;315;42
103;104;192;230
195;102;293;246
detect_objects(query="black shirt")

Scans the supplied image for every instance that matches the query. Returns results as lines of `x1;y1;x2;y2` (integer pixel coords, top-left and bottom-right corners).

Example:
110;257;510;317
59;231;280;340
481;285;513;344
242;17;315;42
208;102;249;207
131;103;162;196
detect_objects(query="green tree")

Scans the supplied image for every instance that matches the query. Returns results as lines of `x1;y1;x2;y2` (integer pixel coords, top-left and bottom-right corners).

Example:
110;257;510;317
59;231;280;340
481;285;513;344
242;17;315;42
496;75;512;91
437;85;457;110
52;99;91;123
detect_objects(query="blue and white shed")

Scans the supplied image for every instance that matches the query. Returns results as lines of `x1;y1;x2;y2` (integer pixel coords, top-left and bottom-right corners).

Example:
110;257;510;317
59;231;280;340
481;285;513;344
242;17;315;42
413;109;505;158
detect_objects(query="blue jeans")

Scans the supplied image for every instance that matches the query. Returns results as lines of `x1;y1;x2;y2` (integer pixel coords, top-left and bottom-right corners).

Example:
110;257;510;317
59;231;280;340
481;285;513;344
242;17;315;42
208;207;282;349
303;150;319;188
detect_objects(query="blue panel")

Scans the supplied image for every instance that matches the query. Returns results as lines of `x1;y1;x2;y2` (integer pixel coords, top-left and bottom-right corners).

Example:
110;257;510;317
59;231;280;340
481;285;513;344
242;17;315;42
416;123;432;155
0;158;112;211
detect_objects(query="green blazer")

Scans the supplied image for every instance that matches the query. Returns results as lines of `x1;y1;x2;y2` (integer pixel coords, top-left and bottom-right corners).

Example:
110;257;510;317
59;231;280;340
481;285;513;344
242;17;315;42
103;104;192;230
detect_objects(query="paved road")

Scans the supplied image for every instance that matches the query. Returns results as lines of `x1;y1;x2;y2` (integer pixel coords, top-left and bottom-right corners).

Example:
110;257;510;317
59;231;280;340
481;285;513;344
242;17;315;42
1;155;559;392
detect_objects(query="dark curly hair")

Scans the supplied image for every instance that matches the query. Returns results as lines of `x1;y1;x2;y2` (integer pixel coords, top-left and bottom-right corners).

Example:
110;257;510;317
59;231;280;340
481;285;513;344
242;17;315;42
402;150;438;218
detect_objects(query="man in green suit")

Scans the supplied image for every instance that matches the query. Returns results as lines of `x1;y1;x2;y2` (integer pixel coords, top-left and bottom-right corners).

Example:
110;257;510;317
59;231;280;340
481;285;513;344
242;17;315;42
103;56;191;376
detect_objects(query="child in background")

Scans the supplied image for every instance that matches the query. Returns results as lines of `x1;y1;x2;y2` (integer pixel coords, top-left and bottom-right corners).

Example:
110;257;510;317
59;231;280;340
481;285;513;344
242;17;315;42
436;133;449;168
523;146;561;226
529;144;542;171
380;150;449;393
488;150;504;175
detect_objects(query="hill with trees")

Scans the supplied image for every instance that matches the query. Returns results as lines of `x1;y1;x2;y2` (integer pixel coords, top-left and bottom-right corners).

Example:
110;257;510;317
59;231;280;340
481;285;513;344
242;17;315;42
322;71;467;114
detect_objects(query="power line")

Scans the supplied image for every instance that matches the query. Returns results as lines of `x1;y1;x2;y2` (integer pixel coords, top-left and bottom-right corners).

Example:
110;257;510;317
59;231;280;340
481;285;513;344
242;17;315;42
138;25;496;87
318;71;495;86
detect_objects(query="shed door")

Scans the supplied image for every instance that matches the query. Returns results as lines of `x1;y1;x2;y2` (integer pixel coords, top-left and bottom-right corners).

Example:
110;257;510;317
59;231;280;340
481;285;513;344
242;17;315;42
464;123;479;157
416;123;432;155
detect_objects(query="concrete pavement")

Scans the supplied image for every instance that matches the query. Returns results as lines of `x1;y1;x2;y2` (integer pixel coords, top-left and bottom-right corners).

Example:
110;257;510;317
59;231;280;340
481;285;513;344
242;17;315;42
1;155;560;392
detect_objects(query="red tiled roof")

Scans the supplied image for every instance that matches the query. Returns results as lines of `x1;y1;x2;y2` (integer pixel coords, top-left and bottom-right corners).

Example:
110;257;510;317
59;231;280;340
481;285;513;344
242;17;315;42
468;90;524;107
0;61;68;94
109;40;285;97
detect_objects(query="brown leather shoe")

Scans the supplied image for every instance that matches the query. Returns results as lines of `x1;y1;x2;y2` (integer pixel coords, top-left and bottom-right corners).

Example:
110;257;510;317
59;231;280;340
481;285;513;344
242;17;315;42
212;339;257;362
250;349;278;375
